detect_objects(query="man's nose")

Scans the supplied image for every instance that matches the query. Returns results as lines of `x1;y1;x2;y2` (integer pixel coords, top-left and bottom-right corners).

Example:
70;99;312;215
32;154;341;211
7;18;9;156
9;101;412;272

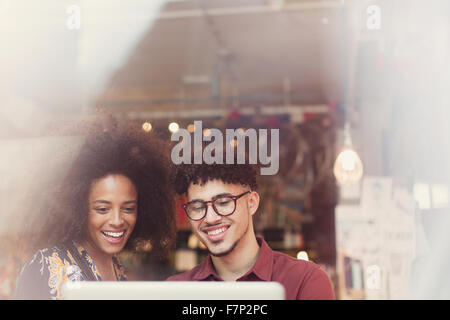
204;203;221;224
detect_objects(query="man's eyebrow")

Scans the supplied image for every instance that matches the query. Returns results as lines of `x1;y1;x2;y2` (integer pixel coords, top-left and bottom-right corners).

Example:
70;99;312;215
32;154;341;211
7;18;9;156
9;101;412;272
212;193;233;200
189;193;232;202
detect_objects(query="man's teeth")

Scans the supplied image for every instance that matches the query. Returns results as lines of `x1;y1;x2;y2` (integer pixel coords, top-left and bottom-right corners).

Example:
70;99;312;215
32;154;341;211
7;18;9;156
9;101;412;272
103;231;124;238
207;227;227;236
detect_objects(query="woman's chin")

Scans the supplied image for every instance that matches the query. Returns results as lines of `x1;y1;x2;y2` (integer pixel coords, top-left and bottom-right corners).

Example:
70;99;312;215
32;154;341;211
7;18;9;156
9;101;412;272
101;245;124;256
97;239;127;255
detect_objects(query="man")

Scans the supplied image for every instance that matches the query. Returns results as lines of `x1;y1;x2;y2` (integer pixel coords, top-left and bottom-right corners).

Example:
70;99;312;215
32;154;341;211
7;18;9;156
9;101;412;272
167;160;335;300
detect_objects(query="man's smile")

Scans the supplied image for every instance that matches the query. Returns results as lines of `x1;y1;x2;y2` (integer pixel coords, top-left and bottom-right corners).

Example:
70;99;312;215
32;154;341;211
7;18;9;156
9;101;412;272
201;224;231;242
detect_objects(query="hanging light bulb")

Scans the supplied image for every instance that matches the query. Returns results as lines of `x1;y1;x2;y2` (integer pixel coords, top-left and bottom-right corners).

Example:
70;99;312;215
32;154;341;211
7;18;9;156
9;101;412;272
333;123;363;184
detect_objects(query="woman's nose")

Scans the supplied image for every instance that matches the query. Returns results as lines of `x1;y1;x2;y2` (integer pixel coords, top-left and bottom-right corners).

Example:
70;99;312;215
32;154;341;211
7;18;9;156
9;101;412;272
110;209;125;226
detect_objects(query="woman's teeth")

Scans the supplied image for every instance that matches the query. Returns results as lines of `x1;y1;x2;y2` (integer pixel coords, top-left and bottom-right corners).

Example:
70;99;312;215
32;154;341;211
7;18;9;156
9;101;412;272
102;231;124;238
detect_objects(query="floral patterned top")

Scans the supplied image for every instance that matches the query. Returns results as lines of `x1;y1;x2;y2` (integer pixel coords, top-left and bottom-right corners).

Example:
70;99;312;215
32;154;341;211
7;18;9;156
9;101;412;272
13;241;127;300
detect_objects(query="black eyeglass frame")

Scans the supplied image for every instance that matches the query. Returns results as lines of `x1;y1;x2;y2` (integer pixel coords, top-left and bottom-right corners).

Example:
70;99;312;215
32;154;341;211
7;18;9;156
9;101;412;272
182;190;252;221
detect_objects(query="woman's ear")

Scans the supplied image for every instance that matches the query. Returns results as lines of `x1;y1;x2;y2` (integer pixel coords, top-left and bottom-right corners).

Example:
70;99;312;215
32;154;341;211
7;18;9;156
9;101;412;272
248;191;260;216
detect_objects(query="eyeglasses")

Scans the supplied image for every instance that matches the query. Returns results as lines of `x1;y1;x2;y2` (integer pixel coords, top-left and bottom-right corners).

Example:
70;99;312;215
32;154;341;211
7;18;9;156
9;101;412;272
182;191;251;221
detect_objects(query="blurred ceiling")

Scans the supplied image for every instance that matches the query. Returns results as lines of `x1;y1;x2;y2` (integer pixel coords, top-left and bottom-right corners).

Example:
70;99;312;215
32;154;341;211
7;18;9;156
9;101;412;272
0;0;355;138
96;0;350;112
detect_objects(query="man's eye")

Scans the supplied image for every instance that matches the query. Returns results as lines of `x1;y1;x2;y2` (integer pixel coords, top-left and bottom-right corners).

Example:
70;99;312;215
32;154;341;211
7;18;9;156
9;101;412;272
189;204;205;211
216;199;232;206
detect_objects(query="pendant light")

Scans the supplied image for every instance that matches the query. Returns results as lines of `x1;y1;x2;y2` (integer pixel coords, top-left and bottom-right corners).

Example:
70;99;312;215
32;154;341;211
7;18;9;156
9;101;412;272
333;123;363;185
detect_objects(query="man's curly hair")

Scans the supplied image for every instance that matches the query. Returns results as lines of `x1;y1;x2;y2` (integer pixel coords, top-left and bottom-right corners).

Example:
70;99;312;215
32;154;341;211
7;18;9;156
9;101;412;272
31;123;176;258
172;146;258;195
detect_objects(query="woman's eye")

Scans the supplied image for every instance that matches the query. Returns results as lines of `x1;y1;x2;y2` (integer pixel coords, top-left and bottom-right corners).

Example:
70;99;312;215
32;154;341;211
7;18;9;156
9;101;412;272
123;207;136;212
95;207;109;213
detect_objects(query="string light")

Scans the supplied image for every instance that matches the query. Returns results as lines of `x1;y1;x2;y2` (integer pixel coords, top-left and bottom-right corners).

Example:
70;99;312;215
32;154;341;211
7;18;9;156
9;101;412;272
187;124;196;133
168;122;179;133
142;122;152;132
203;128;211;137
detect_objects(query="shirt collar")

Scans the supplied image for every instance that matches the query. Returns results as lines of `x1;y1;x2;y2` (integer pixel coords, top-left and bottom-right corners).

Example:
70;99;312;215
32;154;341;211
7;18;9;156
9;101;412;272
193;236;274;281
193;254;219;280
247;237;273;281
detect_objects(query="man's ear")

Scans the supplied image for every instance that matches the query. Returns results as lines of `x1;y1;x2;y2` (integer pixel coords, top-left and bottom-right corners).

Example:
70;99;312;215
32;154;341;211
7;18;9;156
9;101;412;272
248;191;260;216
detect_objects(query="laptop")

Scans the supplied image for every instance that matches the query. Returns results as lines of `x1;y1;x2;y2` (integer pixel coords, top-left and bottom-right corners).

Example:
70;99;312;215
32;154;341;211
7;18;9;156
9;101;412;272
61;281;285;300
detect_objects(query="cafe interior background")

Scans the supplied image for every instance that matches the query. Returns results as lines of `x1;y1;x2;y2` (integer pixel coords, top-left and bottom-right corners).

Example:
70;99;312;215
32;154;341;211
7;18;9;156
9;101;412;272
1;0;450;299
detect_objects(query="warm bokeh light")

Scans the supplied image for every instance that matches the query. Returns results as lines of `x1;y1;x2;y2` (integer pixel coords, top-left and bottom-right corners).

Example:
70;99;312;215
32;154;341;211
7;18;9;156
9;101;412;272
237;128;246;135
229;139;238;148
142;121;152;132
168;122;179;133
297;251;309;261
187;233;199;249
187;123;195;133
203;128;211;137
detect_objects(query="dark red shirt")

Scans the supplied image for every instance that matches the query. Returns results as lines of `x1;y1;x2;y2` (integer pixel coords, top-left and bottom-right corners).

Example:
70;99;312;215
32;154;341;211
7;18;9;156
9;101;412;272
167;237;335;300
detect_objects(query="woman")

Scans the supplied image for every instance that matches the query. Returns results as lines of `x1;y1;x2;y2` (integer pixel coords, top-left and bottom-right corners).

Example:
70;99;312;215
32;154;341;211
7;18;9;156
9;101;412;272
13;123;176;299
